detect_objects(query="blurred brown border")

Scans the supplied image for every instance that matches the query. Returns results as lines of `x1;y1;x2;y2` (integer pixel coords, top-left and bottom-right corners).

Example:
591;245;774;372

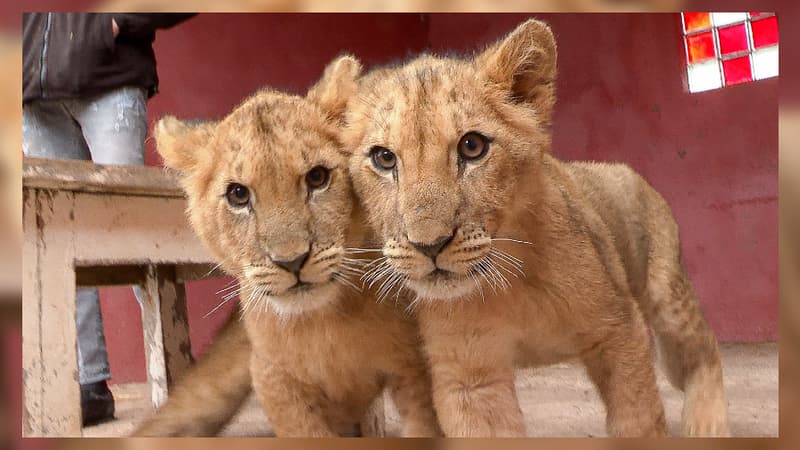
2;0;794;449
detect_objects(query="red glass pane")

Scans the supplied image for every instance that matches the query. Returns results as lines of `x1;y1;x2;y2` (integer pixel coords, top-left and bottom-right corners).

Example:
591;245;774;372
722;56;753;85
686;31;716;63
750;12;766;17
683;12;711;32
752;16;778;48
718;24;749;54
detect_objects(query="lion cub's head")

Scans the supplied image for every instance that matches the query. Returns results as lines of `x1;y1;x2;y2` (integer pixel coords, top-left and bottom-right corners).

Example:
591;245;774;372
345;20;557;302
156;56;363;316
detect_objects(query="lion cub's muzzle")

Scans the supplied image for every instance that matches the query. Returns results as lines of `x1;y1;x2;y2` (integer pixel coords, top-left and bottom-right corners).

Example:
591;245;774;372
244;243;345;298
384;224;493;300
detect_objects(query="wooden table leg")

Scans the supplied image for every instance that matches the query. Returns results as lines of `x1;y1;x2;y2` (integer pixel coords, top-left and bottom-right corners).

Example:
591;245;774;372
140;265;194;410
22;190;82;436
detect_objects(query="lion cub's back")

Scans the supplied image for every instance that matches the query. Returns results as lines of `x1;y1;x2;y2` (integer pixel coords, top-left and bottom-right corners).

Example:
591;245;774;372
563;160;680;297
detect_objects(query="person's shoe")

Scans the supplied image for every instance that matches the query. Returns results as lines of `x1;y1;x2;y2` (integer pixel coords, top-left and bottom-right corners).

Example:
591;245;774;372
80;380;115;426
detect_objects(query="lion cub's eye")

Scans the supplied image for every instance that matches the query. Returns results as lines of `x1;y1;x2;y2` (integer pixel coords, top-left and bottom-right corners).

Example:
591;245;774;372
306;166;330;190
370;146;397;171
225;183;251;208
457;132;491;161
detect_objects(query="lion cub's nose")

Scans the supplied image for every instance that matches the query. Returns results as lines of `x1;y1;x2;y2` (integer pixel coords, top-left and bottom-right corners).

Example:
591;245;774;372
272;251;310;275
411;234;454;260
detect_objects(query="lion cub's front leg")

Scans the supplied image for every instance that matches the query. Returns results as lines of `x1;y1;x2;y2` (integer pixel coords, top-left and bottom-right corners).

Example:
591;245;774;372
386;358;441;436
580;301;667;437
250;355;337;437
422;314;525;437
430;362;524;437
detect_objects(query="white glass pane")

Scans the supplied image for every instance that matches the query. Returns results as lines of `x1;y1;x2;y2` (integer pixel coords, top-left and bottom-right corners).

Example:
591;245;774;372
711;12;748;27
688;59;723;92
753;45;779;80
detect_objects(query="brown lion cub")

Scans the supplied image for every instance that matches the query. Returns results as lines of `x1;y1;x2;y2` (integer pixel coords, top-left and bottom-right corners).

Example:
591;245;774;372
133;56;438;437
344;20;729;437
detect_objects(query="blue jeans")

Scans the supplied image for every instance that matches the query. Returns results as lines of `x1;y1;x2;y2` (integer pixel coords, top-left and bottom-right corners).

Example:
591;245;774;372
23;86;147;385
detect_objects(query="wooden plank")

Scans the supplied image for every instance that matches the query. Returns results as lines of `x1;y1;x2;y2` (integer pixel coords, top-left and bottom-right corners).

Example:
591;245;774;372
140;265;169;410
21;189;41;436
75;265;147;287
139;265;195;410
156;265;194;386
360;390;386;437
70;193;214;266
23;157;184;198
22;189;82;436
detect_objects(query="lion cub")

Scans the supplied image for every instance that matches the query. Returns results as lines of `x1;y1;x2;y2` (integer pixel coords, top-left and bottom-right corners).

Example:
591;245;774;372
344;20;729;437
133;56;438;437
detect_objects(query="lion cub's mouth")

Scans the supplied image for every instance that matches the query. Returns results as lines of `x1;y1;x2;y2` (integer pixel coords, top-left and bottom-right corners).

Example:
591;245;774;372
428;268;459;281
275;277;337;297
286;280;317;293
405;269;477;301
262;279;341;317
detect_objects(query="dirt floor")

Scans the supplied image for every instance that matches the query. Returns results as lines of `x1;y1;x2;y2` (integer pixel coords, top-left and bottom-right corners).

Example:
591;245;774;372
84;343;777;437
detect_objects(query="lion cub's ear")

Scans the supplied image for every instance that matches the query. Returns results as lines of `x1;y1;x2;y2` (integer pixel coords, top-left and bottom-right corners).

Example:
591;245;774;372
154;115;214;172
307;54;363;122
476;19;557;124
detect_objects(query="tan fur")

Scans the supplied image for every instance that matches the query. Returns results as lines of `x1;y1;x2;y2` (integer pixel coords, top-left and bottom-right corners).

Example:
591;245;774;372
343;20;728;437
133;56;439;437
134;313;253;436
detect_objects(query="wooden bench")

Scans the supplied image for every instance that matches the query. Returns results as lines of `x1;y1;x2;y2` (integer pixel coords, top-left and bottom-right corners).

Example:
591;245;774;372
21;157;385;437
22;157;223;437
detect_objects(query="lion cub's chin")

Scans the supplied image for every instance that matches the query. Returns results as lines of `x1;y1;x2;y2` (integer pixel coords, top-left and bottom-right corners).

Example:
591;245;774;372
263;281;341;318
405;272;477;301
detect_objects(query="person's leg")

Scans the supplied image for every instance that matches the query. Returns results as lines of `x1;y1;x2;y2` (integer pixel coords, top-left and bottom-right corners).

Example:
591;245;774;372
76;289;115;425
69;86;148;306
23;101;115;425
70;87;150;418
23;100;91;160
69;86;147;166
69;86;149;302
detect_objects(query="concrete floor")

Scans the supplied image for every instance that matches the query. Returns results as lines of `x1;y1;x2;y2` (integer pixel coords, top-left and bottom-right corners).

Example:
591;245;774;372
84;343;777;437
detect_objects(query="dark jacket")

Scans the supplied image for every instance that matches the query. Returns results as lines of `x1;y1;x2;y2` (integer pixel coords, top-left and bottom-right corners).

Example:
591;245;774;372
23;13;195;103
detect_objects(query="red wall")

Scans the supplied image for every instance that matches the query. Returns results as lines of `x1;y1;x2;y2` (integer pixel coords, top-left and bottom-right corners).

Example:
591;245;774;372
98;13;777;384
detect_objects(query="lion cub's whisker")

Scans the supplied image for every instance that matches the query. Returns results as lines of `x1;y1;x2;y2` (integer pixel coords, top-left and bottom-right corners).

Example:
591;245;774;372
376;271;405;303
489;252;523;273
337;266;365;277
467;271;486;304
403;295;422;314
207;280;248;318
482;260;508;290
341;256;371;266
363;256;388;270
361;260;391;284
369;266;396;290
215;279;239;295
489;255;522;280
476;259;512;291
491;237;535;246
490;247;524;266
344;247;384;254
205;294;240;318
489;250;526;278
393;275;408;303
338;260;367;272
332;273;362;293
229;282;255;305
203;260;226;278
473;263;499;293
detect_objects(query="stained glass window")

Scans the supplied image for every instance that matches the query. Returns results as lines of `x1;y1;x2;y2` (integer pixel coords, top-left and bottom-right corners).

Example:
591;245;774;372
681;12;779;92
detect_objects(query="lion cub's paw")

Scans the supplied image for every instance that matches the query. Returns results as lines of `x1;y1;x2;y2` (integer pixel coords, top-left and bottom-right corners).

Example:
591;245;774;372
683;396;731;437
